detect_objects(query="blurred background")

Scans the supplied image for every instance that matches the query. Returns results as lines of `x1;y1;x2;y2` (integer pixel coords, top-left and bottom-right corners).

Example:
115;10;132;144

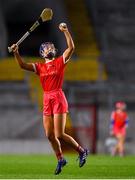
0;0;135;155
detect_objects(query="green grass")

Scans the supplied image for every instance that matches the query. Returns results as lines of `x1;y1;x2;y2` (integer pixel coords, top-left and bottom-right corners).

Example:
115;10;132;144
0;154;135;179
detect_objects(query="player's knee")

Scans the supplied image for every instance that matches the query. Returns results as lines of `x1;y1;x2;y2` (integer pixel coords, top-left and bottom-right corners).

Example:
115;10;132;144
56;133;64;140
46;133;55;141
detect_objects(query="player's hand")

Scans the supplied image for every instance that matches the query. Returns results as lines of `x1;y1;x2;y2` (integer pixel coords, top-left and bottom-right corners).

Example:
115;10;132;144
11;44;19;53
59;23;68;32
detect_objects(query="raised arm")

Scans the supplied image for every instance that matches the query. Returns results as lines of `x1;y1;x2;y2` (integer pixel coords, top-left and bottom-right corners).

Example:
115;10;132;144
59;23;75;63
11;44;34;72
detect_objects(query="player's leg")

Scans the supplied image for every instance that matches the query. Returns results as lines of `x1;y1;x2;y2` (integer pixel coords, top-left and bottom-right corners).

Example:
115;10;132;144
54;113;81;150
111;127;120;156
118;135;125;157
111;135;119;156
53;90;86;154
43;115;63;160
118;127;126;157
116;134;123;156
43;115;67;175
54;113;89;167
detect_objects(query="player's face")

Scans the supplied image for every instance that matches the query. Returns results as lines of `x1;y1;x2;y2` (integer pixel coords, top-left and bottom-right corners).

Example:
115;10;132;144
117;105;126;111
43;44;56;59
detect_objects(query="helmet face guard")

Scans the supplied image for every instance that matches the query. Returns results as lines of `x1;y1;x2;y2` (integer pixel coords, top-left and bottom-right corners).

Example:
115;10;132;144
39;42;57;59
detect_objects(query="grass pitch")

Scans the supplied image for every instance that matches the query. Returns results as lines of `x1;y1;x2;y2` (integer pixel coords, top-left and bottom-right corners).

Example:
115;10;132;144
0;154;135;179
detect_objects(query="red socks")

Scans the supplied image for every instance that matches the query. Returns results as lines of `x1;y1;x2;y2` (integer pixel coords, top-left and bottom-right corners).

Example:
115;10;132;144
76;145;84;154
56;152;63;160
56;145;84;160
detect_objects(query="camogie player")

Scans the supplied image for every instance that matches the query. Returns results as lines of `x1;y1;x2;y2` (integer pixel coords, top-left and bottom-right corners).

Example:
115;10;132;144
11;23;89;175
110;101;129;157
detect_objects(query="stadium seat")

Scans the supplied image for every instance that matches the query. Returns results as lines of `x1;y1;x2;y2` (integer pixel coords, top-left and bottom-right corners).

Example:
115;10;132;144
0;58;24;81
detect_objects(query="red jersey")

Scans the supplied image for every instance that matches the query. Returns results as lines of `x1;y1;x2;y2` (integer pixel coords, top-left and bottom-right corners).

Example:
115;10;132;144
33;56;66;91
111;111;128;128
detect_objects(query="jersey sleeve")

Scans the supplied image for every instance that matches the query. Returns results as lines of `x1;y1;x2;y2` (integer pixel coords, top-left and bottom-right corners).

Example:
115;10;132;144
125;113;129;127
56;56;66;69
32;62;41;75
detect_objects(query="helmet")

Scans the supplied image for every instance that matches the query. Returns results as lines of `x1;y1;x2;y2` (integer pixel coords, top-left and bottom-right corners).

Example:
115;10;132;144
39;42;57;59
115;101;126;109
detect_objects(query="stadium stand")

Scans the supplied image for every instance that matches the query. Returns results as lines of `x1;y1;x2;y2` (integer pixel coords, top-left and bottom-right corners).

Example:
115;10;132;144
0;59;42;139
85;0;135;153
64;0;100;58
87;0;135;82
1;0;135;154
0;58;24;81
65;58;107;81
0;80;42;139
0;0;108;153
0;0;70;57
